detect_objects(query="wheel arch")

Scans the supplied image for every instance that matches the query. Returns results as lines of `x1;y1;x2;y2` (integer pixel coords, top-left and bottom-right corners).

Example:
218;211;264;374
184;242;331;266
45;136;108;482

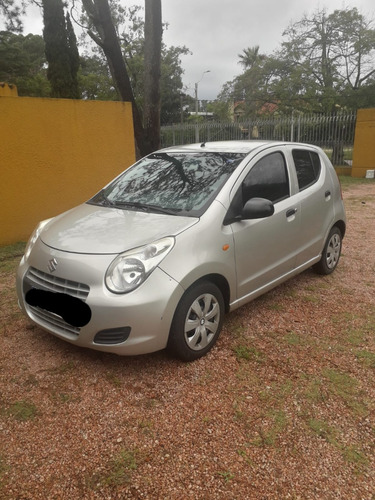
183;274;231;314
334;219;346;239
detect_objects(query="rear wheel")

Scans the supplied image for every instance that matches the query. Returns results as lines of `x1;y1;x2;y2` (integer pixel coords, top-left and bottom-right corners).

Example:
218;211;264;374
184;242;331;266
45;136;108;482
167;281;224;361
313;226;342;275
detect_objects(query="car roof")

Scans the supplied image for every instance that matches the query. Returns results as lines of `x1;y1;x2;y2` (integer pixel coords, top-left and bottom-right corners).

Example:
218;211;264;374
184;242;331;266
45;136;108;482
159;140;273;155
159;140;325;156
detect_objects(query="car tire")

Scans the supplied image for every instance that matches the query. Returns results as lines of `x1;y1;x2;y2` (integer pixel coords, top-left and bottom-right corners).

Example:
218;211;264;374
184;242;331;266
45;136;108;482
167;281;225;361
313;226;342;275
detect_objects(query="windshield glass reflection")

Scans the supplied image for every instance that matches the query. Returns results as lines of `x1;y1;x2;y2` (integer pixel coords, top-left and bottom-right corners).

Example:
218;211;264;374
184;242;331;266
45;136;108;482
89;152;246;216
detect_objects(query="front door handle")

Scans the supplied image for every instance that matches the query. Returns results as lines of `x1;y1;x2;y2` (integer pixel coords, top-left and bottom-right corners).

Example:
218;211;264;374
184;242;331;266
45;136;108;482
286;208;297;218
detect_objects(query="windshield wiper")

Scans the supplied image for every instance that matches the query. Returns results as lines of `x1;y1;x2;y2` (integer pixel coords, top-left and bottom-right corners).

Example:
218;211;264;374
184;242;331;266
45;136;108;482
143;204;182;215
112;200;181;216
111;201;150;212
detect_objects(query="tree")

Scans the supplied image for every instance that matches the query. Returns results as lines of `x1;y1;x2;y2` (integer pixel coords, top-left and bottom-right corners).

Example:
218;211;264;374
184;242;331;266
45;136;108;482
238;45;264;69
279;7;375;163
219;46;275;119
206;100;231;121
109;5;188;125
218;7;375;119
0;31;50;96
143;0;162;152
66;12;80;88
160;45;190;124
324;8;375;90
2;1;187;130
42;0;80;98
0;0;24;32
280;7;375;112
79;54;118;100
81;0;162;156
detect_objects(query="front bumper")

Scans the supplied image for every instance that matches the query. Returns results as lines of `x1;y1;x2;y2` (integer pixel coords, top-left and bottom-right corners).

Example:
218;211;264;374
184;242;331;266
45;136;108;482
16;239;184;355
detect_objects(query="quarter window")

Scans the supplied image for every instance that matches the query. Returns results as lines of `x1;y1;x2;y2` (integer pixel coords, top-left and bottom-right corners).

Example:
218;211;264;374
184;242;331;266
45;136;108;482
292;149;321;191
242;152;289;204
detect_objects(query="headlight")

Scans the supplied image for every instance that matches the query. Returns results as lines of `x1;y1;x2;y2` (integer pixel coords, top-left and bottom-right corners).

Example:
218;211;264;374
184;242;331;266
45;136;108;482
23;219;52;262
105;237;175;293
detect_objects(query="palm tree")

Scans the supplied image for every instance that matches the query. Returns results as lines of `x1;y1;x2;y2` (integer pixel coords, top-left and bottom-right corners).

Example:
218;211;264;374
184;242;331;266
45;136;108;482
238;45;265;69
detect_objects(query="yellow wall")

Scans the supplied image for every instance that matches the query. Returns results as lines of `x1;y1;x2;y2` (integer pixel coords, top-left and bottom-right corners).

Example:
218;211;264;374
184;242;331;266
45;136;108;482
0;82;18;97
0;95;135;245
352;108;375;178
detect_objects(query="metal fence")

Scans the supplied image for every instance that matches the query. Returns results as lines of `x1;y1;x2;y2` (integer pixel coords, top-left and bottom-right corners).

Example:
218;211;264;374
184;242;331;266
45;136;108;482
160;112;357;165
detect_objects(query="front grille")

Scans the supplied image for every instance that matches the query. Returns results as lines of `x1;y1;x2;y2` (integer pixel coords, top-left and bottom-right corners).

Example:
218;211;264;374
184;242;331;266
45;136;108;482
28;305;80;336
25;267;90;300
24;267;90;337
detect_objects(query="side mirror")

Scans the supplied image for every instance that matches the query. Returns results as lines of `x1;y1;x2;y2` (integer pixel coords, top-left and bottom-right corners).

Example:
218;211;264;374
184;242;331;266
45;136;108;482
241;197;274;220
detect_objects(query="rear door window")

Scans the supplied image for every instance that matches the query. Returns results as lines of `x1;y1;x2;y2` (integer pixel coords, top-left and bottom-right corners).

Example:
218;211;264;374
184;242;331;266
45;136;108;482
292;149;321;191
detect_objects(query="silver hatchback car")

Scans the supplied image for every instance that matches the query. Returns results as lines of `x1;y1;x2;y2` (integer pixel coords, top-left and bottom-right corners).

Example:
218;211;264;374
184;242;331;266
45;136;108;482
17;141;346;361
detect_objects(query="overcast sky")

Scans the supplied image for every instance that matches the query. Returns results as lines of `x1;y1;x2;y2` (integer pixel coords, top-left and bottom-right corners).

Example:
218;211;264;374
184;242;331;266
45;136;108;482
18;0;375;100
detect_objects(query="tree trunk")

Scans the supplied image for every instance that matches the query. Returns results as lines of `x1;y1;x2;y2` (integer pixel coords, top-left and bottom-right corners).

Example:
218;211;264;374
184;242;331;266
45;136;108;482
82;0;151;157
143;0;162;152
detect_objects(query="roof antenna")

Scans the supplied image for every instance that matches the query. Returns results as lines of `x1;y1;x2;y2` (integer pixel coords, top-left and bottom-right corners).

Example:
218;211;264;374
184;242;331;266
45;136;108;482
200;142;206;147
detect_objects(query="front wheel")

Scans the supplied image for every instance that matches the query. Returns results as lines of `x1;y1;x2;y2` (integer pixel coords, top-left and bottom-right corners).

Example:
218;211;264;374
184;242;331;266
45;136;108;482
313;226;342;275
167;281;225;361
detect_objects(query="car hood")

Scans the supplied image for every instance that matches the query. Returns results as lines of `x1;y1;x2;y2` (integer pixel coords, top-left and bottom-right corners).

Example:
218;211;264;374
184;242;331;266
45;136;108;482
41;203;198;254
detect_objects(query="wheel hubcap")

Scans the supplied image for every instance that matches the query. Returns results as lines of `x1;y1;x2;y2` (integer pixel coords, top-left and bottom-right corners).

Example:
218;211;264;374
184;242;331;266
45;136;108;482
326;233;341;269
184;293;220;351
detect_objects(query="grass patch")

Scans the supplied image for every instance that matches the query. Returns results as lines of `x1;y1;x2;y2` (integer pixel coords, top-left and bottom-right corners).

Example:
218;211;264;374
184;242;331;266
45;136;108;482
308;418;338;445
0;454;9;480
267;303;285;312
49;391;79;404
217;470;234;482
237;448;254;465
0;242;26;259
101;448;138;486
233;344;264;362
324;369;357;399
304;377;326;403
138;419;154;435
0;242;26;273
342;445;369;472
302;294;320;304
339;175;375;187
41;361;76;375
323;369;367;416
355;350;375;369
253;410;287;447
308;419;369;472
0;454;10;491
330;311;358;325
285;331;302;346
346;329;364;346
259;379;294;404
224;315;247;339
105;372;122;387
6;400;38;421
58;393;73;404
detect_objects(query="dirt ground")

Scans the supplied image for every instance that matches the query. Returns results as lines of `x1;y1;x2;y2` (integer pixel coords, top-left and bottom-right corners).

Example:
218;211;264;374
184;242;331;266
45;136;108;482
0;180;374;499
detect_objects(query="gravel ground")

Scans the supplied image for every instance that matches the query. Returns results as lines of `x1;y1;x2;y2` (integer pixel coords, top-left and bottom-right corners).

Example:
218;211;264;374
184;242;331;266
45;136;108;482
0;181;374;500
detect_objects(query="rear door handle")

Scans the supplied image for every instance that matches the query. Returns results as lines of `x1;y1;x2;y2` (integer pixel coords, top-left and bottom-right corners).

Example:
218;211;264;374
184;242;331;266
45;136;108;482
286;208;297;218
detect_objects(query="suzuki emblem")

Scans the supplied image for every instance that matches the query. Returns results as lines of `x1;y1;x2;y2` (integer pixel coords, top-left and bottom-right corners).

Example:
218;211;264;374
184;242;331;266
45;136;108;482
48;258;58;273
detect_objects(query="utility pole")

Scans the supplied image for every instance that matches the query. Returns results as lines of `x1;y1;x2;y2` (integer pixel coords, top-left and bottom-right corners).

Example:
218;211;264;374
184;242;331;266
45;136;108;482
194;70;210;143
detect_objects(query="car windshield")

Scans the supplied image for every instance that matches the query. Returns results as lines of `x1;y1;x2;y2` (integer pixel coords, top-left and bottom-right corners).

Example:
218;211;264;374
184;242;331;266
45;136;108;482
89;152;246;216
